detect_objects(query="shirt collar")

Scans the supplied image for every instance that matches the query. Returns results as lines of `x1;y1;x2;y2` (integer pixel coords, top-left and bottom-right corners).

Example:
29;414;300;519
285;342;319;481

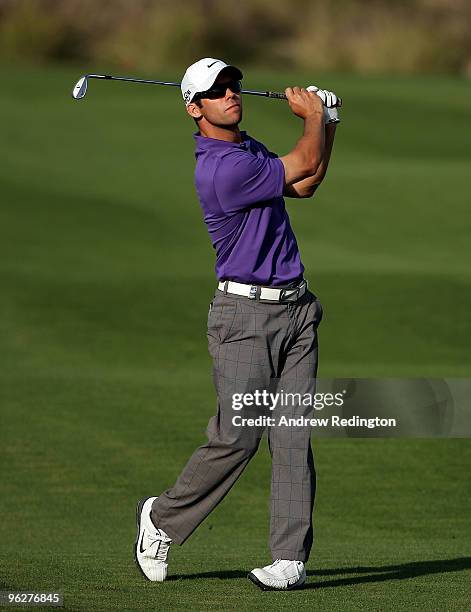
194;130;250;154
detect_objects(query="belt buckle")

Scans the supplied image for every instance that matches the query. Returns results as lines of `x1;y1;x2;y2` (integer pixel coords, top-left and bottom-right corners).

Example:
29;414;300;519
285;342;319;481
249;285;258;300
280;288;298;302
280;280;305;303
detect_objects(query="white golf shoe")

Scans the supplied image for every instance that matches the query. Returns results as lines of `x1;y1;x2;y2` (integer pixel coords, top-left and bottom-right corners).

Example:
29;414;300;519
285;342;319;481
134;496;172;581
248;559;306;590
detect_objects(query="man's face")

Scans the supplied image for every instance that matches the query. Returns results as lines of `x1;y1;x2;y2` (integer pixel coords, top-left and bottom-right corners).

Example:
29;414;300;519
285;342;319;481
187;74;243;127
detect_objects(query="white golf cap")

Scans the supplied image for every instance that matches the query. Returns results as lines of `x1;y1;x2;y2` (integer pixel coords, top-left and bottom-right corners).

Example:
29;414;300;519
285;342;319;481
181;57;243;105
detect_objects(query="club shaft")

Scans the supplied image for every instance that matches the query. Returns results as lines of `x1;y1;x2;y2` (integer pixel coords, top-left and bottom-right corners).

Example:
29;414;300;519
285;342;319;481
87;74;180;87
86;75;278;96
81;74;342;107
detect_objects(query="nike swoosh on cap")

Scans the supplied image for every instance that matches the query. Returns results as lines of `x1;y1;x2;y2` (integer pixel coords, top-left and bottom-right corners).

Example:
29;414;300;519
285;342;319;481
207;61;219;68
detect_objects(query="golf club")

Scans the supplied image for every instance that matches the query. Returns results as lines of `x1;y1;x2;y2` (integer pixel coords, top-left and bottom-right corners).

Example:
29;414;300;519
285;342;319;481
71;73;342;107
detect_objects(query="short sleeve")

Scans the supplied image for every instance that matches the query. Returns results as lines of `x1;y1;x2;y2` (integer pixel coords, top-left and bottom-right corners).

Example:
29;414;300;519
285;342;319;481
213;150;285;214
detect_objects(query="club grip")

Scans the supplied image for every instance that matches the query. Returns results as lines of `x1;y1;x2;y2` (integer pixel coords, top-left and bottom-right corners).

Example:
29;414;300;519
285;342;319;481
268;91;343;108
268;91;288;100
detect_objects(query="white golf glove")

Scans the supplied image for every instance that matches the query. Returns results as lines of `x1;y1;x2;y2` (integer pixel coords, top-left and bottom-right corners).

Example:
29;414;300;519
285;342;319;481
306;85;340;124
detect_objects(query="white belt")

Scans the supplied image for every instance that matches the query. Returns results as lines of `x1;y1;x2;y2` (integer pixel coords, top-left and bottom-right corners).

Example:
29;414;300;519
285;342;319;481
217;279;307;303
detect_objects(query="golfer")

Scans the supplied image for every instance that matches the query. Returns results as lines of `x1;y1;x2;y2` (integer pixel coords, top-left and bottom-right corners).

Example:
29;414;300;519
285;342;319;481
135;58;339;590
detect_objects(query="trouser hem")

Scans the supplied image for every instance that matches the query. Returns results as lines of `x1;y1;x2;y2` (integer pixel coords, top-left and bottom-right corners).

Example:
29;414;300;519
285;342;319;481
152;517;185;545
271;551;309;563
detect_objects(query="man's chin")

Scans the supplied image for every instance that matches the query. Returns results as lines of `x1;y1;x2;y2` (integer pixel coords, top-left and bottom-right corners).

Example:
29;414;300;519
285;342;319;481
215;116;242;129
225;111;243;126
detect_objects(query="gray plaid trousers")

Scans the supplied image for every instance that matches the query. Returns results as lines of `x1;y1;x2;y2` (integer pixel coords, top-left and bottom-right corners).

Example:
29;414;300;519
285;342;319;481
152;288;323;562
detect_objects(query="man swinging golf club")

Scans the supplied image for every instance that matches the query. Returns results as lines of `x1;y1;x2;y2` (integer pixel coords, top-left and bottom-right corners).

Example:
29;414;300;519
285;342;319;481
135;58;339;590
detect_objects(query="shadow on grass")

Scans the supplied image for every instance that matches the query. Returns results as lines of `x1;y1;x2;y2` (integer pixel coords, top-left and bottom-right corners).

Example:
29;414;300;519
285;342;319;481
167;570;247;581
168;557;471;588
305;557;471;589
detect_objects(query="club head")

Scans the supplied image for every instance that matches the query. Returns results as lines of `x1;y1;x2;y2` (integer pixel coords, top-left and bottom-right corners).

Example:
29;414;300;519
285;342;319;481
72;76;88;100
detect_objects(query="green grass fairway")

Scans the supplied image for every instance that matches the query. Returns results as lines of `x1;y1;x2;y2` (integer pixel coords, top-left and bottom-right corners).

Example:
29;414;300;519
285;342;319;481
1;64;470;610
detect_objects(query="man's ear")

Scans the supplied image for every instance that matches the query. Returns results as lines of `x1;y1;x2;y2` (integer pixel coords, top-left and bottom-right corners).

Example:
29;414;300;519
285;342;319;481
186;102;203;120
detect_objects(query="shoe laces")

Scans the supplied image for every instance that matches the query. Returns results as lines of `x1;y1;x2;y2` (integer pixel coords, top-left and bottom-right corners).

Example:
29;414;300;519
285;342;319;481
266;559;285;570
268;559;300;572
149;530;172;561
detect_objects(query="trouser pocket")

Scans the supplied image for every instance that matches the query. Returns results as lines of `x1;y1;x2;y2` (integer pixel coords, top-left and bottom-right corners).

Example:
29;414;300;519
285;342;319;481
207;295;238;344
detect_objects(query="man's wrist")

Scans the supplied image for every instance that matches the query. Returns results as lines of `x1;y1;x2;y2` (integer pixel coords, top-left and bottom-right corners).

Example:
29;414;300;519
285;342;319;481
304;110;324;122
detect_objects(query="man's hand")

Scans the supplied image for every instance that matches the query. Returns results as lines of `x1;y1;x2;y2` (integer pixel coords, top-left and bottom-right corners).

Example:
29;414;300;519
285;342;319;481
285;86;324;120
306;85;339;108
323;106;340;124
306;85;341;124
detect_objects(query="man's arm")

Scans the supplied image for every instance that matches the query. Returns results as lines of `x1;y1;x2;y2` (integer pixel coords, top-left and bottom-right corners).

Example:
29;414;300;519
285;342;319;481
278;87;325;185
284;122;337;198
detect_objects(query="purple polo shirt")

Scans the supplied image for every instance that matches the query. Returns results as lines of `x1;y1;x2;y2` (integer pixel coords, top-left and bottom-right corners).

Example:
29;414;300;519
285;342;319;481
193;131;304;287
